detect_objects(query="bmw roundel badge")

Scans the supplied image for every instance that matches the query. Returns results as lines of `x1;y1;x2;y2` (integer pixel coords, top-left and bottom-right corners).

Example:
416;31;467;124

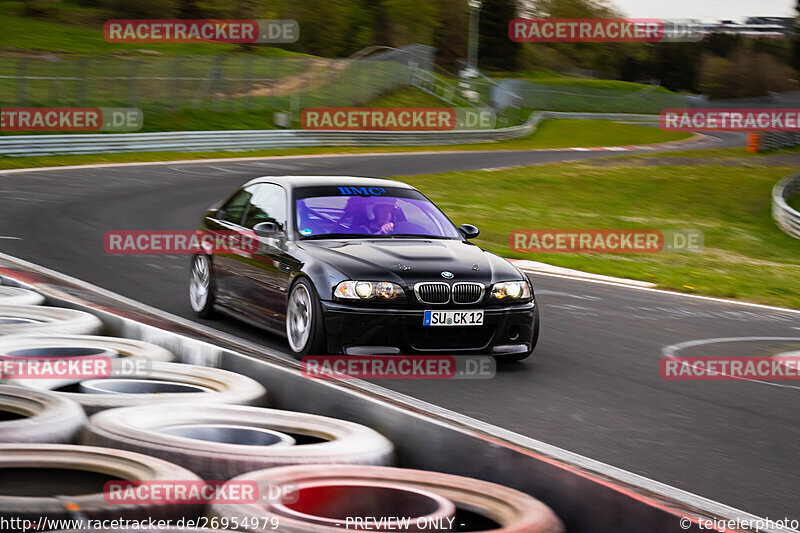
441;271;454;279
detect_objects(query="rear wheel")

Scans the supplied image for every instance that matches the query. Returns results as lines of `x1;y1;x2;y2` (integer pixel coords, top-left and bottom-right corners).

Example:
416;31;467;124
286;278;325;359
189;254;215;318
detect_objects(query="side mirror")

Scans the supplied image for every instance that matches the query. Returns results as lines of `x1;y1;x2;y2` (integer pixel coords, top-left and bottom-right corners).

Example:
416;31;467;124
458;224;480;240
253;221;279;237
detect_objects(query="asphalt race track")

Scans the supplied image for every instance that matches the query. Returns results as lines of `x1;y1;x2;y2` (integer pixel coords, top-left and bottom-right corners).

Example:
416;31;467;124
2;135;799;522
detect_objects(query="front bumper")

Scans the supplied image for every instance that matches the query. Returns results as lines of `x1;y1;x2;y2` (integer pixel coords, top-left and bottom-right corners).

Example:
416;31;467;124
321;300;536;355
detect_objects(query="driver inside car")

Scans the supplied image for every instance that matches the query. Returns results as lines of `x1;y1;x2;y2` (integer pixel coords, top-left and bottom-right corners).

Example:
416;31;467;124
366;200;396;234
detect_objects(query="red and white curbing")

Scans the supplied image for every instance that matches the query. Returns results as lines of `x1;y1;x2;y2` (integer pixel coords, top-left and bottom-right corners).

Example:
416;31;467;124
550;145;656;151
547;132;710;152
509;258;657;288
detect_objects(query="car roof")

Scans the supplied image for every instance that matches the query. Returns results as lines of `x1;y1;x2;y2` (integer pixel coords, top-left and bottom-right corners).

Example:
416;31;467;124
242;175;415;190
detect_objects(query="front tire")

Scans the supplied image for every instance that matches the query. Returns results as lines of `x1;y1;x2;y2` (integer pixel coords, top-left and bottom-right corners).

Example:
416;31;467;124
189;254;216;318
285;278;325;359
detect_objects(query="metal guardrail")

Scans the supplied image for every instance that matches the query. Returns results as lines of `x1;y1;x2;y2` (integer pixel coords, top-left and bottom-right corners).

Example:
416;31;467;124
758;132;800;152
773;173;800;239
0;112;659;157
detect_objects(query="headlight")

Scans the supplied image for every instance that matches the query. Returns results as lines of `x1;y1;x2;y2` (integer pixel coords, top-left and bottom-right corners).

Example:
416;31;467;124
490;280;531;301
335;281;404;300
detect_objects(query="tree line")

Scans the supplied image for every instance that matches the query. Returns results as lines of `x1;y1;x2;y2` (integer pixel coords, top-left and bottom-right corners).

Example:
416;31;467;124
23;0;800;97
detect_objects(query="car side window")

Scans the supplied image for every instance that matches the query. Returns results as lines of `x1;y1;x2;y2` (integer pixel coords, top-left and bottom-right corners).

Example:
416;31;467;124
243;184;287;230
221;189;252;225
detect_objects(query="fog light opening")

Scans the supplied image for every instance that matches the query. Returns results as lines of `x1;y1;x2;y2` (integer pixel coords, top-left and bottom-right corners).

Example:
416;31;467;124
508;325;520;342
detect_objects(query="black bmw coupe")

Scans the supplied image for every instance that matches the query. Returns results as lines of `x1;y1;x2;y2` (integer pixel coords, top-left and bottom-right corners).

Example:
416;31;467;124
189;176;539;361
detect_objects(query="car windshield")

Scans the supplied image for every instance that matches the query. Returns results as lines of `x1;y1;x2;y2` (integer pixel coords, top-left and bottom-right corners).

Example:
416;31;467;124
294;186;461;239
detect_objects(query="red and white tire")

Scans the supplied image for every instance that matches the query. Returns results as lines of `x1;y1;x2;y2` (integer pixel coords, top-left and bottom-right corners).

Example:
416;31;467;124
211;465;564;533
0;444;204;526
0;334;174;363
0;305;102;337
81;404;394;479
0;287;45;306
24;361;268;414
0;385;86;444
0;334;175;389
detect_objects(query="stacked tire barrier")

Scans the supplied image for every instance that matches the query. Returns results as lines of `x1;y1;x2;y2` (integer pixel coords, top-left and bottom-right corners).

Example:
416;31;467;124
81;404;396;479
0;287;45;305
0;256;781;533
211;465;563;533
773;172;800;239
0;305;103;336
0;386;86;443
0;280;564;533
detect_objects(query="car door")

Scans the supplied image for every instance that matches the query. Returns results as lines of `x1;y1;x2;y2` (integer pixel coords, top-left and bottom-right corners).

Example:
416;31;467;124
204;187;252;312
237;183;297;330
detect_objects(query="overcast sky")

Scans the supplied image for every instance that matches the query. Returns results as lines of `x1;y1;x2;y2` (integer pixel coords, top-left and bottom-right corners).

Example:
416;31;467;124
610;0;795;22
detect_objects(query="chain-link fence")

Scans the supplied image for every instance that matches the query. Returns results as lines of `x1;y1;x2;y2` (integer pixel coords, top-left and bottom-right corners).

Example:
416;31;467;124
0;53;420;115
491;79;690;114
690;91;800;109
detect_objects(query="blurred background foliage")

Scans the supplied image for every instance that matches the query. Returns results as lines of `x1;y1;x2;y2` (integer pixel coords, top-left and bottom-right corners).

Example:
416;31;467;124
8;0;800;98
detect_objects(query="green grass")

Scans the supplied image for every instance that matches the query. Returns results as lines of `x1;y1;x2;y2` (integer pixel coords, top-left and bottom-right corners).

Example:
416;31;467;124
489;69;675;94
398;161;800;309
0;119;692;169
0;84;457;134
75;86;445;132
364;87;446;108
489;119;690;149
0;4;308;56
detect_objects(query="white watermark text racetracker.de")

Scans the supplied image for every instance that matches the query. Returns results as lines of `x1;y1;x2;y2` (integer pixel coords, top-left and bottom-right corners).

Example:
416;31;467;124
0;356;150;380
104;19;299;43
302;355;496;380
1;107;142;132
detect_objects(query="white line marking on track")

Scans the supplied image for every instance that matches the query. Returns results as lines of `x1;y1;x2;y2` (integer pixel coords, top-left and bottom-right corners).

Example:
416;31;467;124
0;133;715;176
662;337;800;390
536;290;601;301
524;270;800;315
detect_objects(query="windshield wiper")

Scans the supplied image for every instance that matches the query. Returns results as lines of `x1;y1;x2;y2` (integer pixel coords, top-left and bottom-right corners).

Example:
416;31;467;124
386;233;452;239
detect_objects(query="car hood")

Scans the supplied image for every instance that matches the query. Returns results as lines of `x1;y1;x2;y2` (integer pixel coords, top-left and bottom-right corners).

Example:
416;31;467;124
297;238;523;285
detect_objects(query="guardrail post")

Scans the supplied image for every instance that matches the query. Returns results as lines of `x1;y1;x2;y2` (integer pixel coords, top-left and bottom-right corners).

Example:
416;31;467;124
77;57;88;106
327;60;337;107
269;56;276;106
210;54;225;112
16;58;28;106
171;56;182;111
242;55;253;111
128;59;139;107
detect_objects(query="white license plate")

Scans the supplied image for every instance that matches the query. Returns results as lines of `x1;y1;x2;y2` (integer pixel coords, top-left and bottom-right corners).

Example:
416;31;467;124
423;310;484;326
